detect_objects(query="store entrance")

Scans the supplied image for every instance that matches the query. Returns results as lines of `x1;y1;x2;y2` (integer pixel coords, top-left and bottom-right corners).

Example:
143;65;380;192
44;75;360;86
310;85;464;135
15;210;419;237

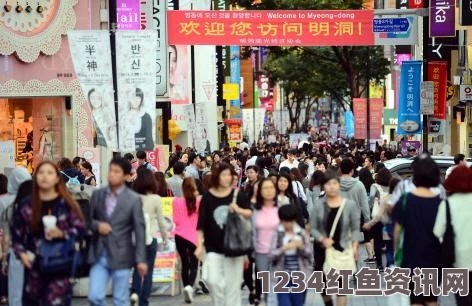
0;97;65;174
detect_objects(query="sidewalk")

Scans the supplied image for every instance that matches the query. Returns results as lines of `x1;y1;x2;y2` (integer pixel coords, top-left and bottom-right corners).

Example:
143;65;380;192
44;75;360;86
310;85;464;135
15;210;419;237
72;247;458;306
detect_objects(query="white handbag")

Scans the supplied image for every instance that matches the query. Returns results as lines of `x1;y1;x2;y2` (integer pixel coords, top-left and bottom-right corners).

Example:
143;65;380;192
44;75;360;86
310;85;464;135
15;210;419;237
323;200;357;275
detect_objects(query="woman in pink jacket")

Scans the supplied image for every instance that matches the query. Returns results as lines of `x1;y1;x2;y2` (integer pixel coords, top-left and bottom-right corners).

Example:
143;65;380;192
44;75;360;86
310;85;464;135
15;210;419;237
173;177;201;303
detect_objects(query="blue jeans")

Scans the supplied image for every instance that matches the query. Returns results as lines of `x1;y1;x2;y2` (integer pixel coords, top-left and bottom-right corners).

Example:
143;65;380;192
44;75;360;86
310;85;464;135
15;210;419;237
385;223;394;267
88;251;130;306
277;280;305;306
132;238;158;306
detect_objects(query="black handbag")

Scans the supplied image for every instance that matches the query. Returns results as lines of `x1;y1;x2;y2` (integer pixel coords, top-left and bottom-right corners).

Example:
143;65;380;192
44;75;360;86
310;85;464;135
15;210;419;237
441;200;455;268
223;190;253;257
38;237;81;276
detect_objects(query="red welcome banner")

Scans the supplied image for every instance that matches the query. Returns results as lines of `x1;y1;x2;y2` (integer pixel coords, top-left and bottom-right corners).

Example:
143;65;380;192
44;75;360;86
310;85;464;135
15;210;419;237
168;10;374;46
427;61;448;120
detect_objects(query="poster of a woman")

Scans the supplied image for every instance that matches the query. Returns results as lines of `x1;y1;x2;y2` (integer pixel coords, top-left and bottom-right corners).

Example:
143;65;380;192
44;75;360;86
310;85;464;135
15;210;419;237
87;88;118;149
169;45;190;104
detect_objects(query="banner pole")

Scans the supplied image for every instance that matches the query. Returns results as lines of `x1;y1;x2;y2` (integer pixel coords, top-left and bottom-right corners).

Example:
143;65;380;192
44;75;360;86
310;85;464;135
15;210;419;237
422;2;429;154
108;0;119;151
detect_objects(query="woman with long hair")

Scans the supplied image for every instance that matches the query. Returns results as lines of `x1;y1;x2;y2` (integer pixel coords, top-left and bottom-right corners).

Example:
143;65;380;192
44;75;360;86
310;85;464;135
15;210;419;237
243;165;260;200
311;170;360;306
130;168;168;306
252;178;279;306
276;172;308;229
11;161;85;306
173;178;201;303
307;170;325;218
154;171;173;197
195;162;252;306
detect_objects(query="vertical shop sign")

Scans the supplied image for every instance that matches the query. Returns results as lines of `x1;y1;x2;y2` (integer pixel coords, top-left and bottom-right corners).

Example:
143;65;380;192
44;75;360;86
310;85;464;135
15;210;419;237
397;61;422;134
117;0;140;30
151;0;168;97
427;61;448;119
230;46;242;119
116;30;157;151
409;0;423;8
68;31;118;150
353;98;367;139
430;0;456;37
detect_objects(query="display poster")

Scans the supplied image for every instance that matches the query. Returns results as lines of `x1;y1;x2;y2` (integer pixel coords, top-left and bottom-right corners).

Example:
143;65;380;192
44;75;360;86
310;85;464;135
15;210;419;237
116;30;157;152
397;61;422;135
195;103;211;153
152;197;179;294
150;0;169;96
168;10;375;46
344;111;355;138
170;45;191;104
68;30;118;149
78;147;101;186
420;81;435;115
369;98;383;140
329;123;338;140
289;133;309;149
400;140;421;156
427;61;448;120
352;98;383;140
0;141;15;174
229;46;242;119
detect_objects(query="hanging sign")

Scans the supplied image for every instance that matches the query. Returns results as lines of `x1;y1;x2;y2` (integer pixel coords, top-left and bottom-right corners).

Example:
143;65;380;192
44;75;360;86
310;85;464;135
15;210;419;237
427;61;448;120
420;81;435;115
168;10;375;46
430;0;456;37
398;61;422;134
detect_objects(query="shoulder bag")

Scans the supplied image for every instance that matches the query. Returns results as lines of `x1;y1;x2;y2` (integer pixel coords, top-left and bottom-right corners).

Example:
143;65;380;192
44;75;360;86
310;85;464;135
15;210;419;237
394;193;408;267
39;237;82;276
440;200;455;268
223;189;253;257
323;200;357;275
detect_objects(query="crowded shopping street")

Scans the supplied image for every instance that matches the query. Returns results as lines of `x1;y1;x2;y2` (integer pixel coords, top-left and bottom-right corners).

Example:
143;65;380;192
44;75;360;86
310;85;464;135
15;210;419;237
1;0;472;306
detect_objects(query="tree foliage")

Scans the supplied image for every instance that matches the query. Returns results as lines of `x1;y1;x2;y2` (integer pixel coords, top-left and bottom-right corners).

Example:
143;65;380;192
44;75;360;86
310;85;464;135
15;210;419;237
232;0;391;131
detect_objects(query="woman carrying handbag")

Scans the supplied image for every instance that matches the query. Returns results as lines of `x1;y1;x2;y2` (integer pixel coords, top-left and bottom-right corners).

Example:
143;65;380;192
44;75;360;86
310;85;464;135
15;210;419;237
194;162;252;306
11;161;85;306
311;170;361;306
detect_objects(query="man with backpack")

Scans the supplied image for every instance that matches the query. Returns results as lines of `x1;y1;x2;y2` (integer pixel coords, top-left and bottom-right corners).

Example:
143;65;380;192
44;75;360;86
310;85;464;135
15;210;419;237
136;151;157;172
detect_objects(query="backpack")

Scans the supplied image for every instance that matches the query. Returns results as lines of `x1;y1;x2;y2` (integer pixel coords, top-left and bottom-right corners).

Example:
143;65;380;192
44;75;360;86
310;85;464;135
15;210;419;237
371;183;388;219
60;171;81;187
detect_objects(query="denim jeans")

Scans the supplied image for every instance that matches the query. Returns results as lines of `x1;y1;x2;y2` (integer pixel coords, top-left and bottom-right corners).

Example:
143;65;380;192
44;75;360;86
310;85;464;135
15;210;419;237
277;279;305;306
132;238;158;306
88;251;130;306
9;249;24;305
385;223;394;267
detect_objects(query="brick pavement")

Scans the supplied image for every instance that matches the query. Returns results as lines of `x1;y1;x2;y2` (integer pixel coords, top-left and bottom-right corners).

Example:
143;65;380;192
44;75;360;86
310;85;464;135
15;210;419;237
72;247;458;306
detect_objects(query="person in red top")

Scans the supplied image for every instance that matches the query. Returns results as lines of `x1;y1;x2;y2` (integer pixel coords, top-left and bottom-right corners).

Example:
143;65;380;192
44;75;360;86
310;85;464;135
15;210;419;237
172;177;201;303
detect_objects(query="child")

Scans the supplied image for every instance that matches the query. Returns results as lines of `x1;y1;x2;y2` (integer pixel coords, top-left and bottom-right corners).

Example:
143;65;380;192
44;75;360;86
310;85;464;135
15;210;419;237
270;205;313;306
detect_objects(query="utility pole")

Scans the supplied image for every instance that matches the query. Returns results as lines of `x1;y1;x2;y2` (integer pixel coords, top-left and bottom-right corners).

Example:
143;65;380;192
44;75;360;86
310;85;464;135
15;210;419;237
108;0;119;150
422;3;429;154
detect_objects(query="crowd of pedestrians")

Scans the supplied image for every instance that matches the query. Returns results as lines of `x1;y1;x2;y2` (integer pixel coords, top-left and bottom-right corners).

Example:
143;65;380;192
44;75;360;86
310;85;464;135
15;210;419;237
0;139;470;306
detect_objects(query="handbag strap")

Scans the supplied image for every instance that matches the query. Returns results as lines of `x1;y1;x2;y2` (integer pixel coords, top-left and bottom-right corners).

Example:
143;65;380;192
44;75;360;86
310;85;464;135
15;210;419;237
445;199;451;227
328;200;346;239
232;189;239;206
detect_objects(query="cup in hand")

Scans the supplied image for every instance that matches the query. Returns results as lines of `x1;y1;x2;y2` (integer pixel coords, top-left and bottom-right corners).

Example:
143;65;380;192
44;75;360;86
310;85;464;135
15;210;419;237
42;215;57;240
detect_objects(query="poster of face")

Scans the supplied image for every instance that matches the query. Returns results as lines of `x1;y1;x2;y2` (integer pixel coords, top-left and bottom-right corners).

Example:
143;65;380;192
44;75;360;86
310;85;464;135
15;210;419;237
169;45;191;105
116;30;157;151
195;103;210;154
68;30;118;149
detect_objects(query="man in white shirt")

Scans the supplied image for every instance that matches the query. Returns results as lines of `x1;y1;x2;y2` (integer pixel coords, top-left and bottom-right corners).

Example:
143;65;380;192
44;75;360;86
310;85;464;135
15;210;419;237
184;153;201;180
445;154;467;180
279;149;299;170
245;147;259;170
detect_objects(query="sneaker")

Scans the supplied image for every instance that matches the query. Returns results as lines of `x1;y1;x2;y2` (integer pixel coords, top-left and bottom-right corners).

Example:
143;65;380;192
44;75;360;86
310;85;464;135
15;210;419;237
199;280;210;294
130;293;139;306
364;257;376;263
377;266;385;273
184;285;194;303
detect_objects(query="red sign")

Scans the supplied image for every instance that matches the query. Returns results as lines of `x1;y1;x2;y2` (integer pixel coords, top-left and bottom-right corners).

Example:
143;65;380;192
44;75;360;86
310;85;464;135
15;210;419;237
427;61;448;120
168;10;375;46
145;149;160;170
369;98;383;139
353;98;367;139
409;0;424;8
353;98;383;140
